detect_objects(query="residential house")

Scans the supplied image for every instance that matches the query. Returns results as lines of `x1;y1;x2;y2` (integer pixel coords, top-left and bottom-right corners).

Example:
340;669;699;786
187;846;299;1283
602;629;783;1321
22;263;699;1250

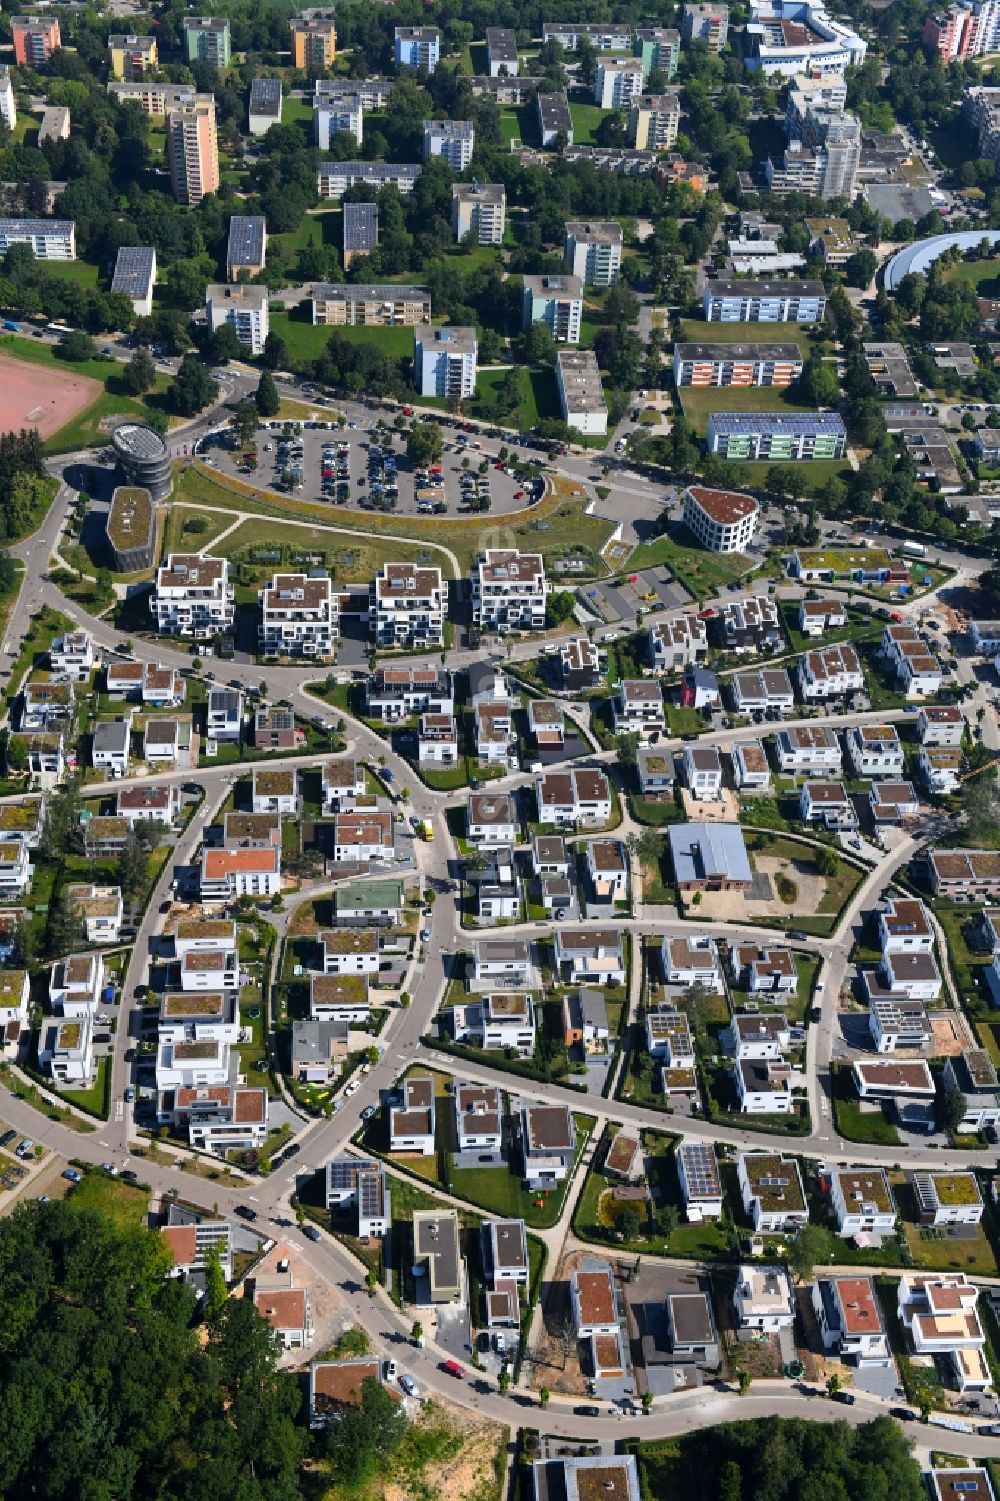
418;713;459;766
521;1102;576;1186
562;988;609;1052
878;896;934;953
453;991;535;1056
49;952;103;1016
0;968;29;1052
334;879;403;927
309;973;369;1024
612;678;665;736
867;995;933;1052
366;666;453;723
325;1157;391;1238
39;1012;94;1084
730;669;794;716
143;719;192;768
682;744;723;800
560;636;602;689
531;833;570;878
919;745;963;793
553;928;625;985
852;1059;935;1101
412;1210;463;1303
308;1359;390;1426
586;839;627;902
453;1081;503;1151
468;845;521;921
483;1217;529;1286
829;1167;896;1237
812;1275;889;1363
205;687;242;742
735;1056;793;1113
320;759;366;813
662;933;720;987
92;716;132;776
847;723;904;778
678;1141;723;1220
252;768;299;816
332;811;394;865
798;597;846;637
223;812;281;850
64;883;123;944
467;791;517;847
867;948;942;1002
942;1049;1000;1132
175;1085;269;1157
199;847;281;902
882;622;943;697
796;643;864;702
0;840;31;899
717;595;783;655
929;850;1000;899
291;1019;348;1082
21;680;74;731
733;1264;795;1331
799;780;858;830
390;1075;436;1155
253;706;298;751
475;697;516;767
160;1212;233;1283
472;937;534;989
250;1274;312;1349
775;724;843;773
318;928;380;976
898;1273;990;1391
648;613;708;670
912;1171;984;1226
869;780;921;823
737;1152;808;1232
536;767;612;827
49;628;95;681
918;704;964;746
527;698;564;749
724;1012;791;1060
646;1006;695;1065
730;944;797;997
637;744;675;799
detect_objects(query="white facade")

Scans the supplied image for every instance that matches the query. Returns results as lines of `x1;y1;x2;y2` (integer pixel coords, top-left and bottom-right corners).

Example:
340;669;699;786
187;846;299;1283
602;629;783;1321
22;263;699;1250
471;549;548;631
414;326;477;399
682;485;759;553
423;119;474;169
153;555;234;639
260;572;337;658
733;1264;795;1330
594;57;644;108
564;221;622;286
556;349;607;435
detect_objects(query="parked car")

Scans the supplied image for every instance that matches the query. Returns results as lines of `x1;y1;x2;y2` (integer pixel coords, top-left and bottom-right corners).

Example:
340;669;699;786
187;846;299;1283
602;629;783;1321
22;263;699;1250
62;1168;83;1183
399;1374;419;1396
831;1391;856;1405
303;1224;322;1242
234;1204;258;1222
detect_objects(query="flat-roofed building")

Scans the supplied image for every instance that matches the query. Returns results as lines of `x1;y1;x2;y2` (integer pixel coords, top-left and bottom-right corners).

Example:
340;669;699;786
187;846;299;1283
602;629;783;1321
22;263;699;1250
812;1275;889;1363
414;325;477;399
206;283;268;356
183;16;230;66
703;277;827;322
628;91;681;150
248;77;282;137
734;1263;795;1330
683;484;759;553
472;548;547;631
678;1141;723;1220
316;160;420;199
312;282;430;327
451;183;505;246
260;571;337;658
830;1167;896;1236
413;1209;462;1302
342;202;377;269
738;1151;808;1232
0;218;75;261
673;341;803;388
167;96;219;206
594;56;644;109
684;4;730;50
537;89;573;146
556;349;607;435
390;1074;435;1155
423;118;474;169
291;16;336;70
111;246;156;315
371;561;445;649
109;33;157;80
522;1102;575;1186
394;26;440;72
226;215;267;279
11;16;61;67
486;27;518;76
564;220;623;286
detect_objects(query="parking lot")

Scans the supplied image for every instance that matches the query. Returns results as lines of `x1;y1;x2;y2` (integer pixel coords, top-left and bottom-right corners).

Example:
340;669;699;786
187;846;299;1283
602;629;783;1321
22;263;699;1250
206;419;544;519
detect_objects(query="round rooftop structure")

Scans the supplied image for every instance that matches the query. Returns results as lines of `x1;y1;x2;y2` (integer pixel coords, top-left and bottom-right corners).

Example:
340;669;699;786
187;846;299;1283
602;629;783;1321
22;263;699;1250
883;230;1000;292
111;422;172;500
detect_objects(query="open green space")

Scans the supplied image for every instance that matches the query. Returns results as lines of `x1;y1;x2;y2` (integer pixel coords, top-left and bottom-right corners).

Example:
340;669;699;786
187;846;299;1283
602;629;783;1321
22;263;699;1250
831;1062;901;1145
217;516;458;582
281;95;313;128
68;1168;150;1228
569;100;608;144
679;318;829;357
626;520;754;597
170;461;613;575
268;309;414;363
678;382;816;436
161;506;238;558
940;255;1000;298
39;260;102;288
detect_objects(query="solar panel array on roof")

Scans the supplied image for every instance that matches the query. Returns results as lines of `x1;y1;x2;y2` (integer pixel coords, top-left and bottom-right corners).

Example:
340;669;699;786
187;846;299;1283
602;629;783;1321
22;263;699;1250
250;77;281;114
680;1142;720;1196
227;215;265;267
111;246;155;297
358;1168;381;1218
344;202;377;251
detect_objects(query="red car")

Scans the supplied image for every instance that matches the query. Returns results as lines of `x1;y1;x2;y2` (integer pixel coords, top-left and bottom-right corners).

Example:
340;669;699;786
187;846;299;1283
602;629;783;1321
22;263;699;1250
514;490;524;499
402;406;414;416
441;1359;465;1379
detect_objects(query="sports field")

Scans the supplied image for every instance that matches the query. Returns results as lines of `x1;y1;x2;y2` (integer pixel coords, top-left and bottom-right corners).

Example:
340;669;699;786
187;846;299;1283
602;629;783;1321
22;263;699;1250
0;352;102;439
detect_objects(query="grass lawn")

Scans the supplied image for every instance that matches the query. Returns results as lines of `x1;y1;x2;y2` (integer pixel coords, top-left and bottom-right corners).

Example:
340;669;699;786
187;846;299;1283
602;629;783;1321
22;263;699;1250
170;461;614;575
58;1058;110;1120
217;516;458;582
281;95;313;128
69;1168;150;1228
678;318;829;357
268;308;413;363
162;506;239;557
40;260;102;288
678;382;816;436
626;521;752;598
269;209;342;264
500;105;535;145
739;458;854;487
569;100;608;144
831;1062;900;1145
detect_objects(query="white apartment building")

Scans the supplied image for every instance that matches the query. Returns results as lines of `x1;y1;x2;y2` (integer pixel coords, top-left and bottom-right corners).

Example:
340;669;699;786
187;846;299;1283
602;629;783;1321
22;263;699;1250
453;1082;503;1150
177;1085;269;1158
920;745;963;793
878;897;934;954
370;561;446;648
682;485;759;553
683;745;723;800
64;884;123;945
678;1141;723;1220
471;548;548;631
414;326;477;399
394;25;440;71
454;994;536;1057
153;555;234;638
775;724;842;773
812;1275;889;1364
389;1074;436;1155
898;1273;990;1391
535;767;612;828
199;847;281;902
733;1264;795;1331
594;57;645;108
564;220;623;286
797;642;864;701
314;93;363;150
912;1171;984;1227
91;717;131;778
798;597;846;637
738;1152;808;1232
0;218;75;260
332;810;394;864
0;68;16;130
556;349;607;435
309;973;370;1024
847;723;905;778
919;704;964;746
451;183;506;245
613;678;665;736
423;119;474;168
522;273;583;343
49;952;103;1017
260;572;338;659
49;628;95;681
205;284;268;355
829;1168;896;1236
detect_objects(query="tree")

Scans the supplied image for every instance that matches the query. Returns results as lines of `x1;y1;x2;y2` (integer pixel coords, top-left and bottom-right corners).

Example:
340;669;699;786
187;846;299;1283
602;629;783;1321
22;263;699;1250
816;845;839;878
620;1207;643;1241
796;356;840;408
720;1459;743;1501
45;890;85;957
524;321;556;366
116;827;149;908
325;1375;408;1485
684;979;715;1039
60;329;96;362
787;1222;828;1283
498;1370;511;1391
738;1369;752;1395
545;590;575;627
406;420;443;468
615;731;641;768
937;1084;967;1135
202;1242;228;1321
826;1373;841;1398
256;369;280;417
230;398;259;449
170;355;219;417
410;1320;423;1342
261;331;289;369
209;322;244;363
658;1203;680;1242
539;1386;550;1407
122;346;155;396
845;248;878;289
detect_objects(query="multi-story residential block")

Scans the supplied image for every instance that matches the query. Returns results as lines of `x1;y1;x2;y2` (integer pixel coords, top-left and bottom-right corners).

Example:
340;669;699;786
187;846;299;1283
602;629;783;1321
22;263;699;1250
730;668;793;715
311;282;430;328
707;411;847;461
467;791;517;847
315;92;363;151
226;215;267;279
673;341;803;388
183;16;230;65
418;713;458;766
799;779;857;830
634;26;680;74
167;96;219;206
49;952;103;1017
522;273;583;343
0;219;75;261
316;160;420;199
366;665;452;723
775;723;842;772
199;847;281;902
919;704;965;746
423;119;474;169
559;636;601;689
920;746;963;794
309;973;370;1025
206;284;269;356
260;572;337;659
846;723;904;778
878;897;934;954
111;246;157;317
898;1272;990;1390
929;849;1000;898
11;16;61;66
414;326;477;399
248;77;282;137
537;89;573;145
612;678;665;737
369;562;445;649
542;21;633;49
486;27;519;76
291;16;336;69
738;1152;808;1232
682;484;759;553
703;277;827;322
594;57;645;108
471;548;548;630
451;183;505;245
108;80;199;117
175;1085;268;1158
325;1157;391;1238
535;767;611;827
153;555;233;639
564;220;623;286
812;1275;889;1364
205;687;242;744
797;642;863;701
49;628;95;682
745;0;866;76
829;1167;896;1236
555;349;607;435
868;994;933;1052
394;26;440;71
684;4;730;50
342;201;377;269
649;612;708;670
628;91;680;150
